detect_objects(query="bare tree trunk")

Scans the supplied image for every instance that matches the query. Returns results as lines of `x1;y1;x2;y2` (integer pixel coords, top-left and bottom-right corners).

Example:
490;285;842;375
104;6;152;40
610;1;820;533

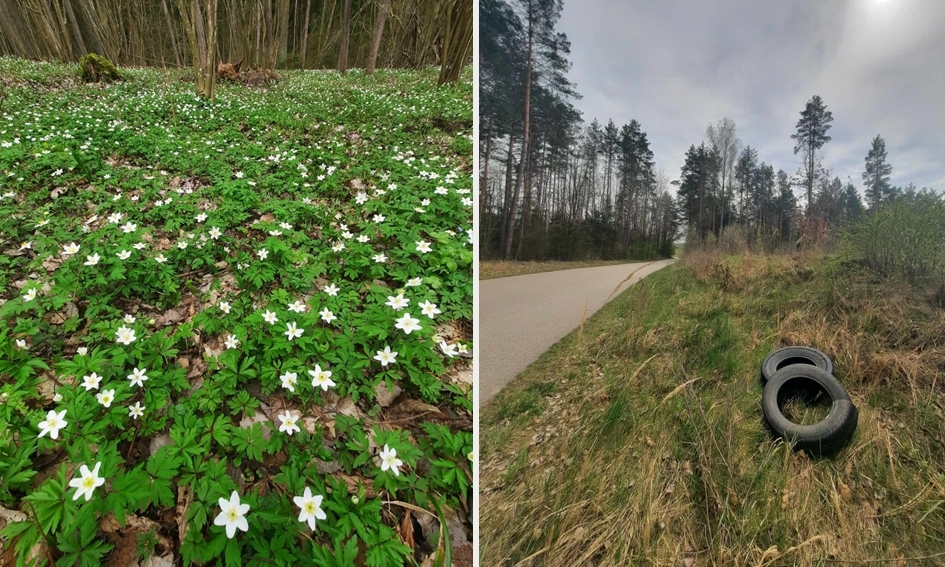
276;0;289;64
63;0;87;57
337;0;351;73
205;0;217;98
366;0;390;74
161;0;183;65
176;0;218;99
503;0;533;260
501;134;515;254
437;0;472;84
299;0;311;68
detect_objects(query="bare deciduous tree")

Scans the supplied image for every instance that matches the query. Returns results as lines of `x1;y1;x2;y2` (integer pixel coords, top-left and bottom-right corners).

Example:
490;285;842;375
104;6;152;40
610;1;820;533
176;0;218;99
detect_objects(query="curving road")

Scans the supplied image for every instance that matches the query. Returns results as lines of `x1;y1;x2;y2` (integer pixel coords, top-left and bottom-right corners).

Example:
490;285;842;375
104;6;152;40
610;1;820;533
479;259;675;407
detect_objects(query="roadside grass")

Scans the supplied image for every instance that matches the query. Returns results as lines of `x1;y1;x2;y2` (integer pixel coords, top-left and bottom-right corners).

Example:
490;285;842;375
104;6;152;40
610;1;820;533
480;249;945;566
480;260;633;280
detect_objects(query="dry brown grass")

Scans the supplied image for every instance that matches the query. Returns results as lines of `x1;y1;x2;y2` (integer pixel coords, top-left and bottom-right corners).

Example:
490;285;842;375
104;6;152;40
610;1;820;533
480;248;945;566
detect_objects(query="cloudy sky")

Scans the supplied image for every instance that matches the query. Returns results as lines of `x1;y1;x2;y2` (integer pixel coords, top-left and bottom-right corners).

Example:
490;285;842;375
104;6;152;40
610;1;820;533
558;0;945;195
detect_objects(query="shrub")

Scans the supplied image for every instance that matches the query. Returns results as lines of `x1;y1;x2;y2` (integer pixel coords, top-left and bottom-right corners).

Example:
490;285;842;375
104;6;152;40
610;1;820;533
845;194;945;288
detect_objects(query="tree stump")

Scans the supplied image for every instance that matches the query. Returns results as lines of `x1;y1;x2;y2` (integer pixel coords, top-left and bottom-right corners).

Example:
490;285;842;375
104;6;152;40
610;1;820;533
78;54;123;83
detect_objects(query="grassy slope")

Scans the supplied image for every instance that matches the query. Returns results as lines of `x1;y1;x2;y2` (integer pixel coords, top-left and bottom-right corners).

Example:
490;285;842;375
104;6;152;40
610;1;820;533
480;250;945;566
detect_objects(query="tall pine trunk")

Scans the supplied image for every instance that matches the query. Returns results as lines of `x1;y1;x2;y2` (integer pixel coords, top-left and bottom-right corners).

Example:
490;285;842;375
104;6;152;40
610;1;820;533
503;0;532;261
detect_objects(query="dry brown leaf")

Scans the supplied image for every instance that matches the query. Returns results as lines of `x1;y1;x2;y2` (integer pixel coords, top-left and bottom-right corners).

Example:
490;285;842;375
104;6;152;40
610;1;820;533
444;367;473;385
36;371;58;403
186;357;207;380
338;474;378;498
100;512;160;535
42;256;62;271
177;484;194;544
3;247;29;257
142;554;175;567
393;399;442;417
334;396;366;420
375;382;402;407
159;308;183;327
398;511;415;551
0;504;27;527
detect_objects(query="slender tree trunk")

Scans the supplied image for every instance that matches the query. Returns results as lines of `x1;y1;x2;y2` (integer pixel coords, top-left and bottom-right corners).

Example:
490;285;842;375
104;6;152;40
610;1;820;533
161;0;183;65
501;134;515;255
176;0;218;99
437;0;472;84
62;0;87;57
366;0;391;74
480;120;493;224
503;0;533;260
337;0;352;73
299;0;311;68
807;143;814;218
519;151;534;255
277;0;289;64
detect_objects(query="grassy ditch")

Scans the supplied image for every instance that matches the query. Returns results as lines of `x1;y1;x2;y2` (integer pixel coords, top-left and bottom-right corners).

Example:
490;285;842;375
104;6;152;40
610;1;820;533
480;249;945;566
479;260;636;281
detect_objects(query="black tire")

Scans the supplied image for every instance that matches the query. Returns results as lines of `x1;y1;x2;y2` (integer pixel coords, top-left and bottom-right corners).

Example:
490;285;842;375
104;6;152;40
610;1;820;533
762;365;857;456
760;346;833;383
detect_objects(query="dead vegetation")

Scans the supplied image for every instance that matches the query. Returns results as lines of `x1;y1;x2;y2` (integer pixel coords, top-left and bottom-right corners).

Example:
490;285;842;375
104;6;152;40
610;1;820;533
480;247;945;566
216;61;279;87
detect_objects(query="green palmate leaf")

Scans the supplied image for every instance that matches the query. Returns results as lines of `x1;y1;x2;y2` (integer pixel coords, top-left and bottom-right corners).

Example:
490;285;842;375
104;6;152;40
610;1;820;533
23;468;69;535
225;537;242;567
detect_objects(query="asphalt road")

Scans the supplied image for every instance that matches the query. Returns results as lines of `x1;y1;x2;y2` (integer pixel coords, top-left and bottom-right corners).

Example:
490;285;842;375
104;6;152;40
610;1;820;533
479;259;675;407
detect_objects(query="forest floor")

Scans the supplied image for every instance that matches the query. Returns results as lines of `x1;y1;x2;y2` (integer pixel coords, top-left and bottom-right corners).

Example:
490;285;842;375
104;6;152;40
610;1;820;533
0;57;473;567
480;248;945;566
480;260;635;280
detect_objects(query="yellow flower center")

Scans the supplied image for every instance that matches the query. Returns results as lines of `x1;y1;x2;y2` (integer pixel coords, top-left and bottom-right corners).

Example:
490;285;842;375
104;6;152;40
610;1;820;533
82;477;94;489
305;502;315;514
228;509;238;521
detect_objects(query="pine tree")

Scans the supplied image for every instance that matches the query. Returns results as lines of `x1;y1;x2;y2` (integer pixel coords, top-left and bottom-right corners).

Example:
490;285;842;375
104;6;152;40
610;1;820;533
773;169;797;241
600;119;620;210
842;181;864;223
734;145;758;222
677;143;718;241
791;95;833;216
862;134;893;209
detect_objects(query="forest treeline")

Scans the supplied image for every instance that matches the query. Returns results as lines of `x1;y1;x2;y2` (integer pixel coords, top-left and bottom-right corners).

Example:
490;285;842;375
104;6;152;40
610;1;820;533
479;0;938;262
0;0;471;77
479;0;678;262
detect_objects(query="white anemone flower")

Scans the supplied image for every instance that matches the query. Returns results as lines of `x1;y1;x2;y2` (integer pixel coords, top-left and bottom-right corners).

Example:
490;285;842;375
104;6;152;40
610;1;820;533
378;444;403;476
373;346;398;367
38;409;68;439
293;487;327;531
68;462;105;501
213;491;250;539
